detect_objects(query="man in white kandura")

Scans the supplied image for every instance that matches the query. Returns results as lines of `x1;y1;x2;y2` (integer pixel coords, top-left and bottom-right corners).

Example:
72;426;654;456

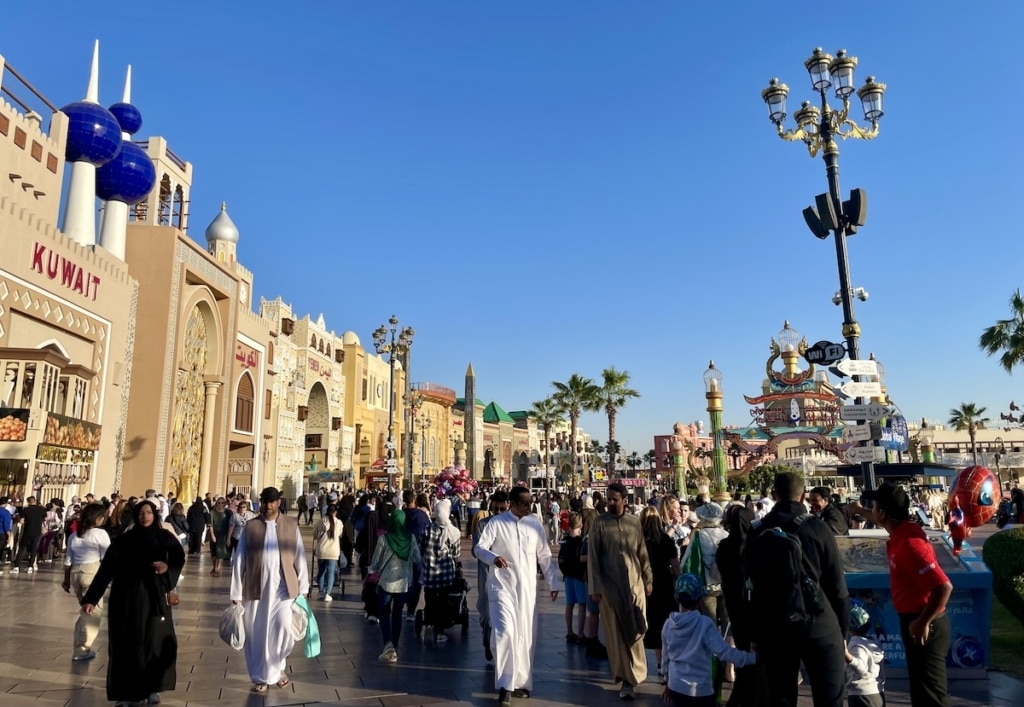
475;486;560;707
230;487;310;694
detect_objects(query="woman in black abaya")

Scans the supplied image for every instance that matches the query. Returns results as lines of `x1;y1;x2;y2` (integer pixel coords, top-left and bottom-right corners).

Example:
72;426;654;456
82;499;185;706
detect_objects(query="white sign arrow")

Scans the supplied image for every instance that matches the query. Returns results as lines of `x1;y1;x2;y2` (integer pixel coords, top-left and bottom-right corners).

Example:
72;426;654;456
844;445;885;464
842;425;875;442
835;381;883;399
833;359;879;377
839;403;887;422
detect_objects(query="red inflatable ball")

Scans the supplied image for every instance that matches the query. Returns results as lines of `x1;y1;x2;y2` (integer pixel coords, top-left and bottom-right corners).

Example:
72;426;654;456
948;465;998;529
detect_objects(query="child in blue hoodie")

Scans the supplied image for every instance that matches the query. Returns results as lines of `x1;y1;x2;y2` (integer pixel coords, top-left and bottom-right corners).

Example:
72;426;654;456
661;574;757;707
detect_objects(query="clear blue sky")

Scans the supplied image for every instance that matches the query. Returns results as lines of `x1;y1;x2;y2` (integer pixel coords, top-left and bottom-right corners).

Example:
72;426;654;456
4;2;1024;456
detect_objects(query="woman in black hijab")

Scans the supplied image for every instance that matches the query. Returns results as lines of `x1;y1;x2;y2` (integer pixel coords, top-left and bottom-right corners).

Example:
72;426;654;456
82;499;185;706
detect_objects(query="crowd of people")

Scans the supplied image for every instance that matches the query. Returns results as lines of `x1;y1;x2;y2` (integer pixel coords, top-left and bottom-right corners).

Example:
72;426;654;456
0;472;958;707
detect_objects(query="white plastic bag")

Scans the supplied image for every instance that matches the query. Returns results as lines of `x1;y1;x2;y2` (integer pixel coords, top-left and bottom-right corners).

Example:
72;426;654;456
338;553;349;569
291;600;308;641
219;604;246;651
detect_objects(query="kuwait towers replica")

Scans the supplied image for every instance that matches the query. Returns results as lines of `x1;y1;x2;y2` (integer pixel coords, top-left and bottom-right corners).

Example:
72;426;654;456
59;41;155;258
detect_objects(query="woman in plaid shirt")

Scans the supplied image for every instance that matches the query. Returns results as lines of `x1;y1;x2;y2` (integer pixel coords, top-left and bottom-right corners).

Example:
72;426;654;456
420;499;462;642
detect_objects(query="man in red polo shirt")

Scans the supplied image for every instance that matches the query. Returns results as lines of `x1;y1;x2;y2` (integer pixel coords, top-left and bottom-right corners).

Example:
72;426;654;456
867;481;952;707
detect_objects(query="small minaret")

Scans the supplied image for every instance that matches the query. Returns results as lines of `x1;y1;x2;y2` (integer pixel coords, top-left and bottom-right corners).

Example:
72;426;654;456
60;41;123;246
205;202;239;265
96;66;156;260
464;362;476;478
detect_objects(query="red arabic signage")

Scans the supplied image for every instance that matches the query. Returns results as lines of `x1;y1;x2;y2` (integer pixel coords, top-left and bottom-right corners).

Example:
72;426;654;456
30;242;101;301
309;358;331;379
235;343;259;370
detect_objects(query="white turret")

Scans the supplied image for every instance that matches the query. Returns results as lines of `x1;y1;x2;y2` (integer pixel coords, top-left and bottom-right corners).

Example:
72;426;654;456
96;66;155;260
59;41;124;247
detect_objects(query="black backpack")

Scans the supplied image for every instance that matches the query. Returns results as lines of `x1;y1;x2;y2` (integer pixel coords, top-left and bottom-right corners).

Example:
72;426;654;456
742;514;825;626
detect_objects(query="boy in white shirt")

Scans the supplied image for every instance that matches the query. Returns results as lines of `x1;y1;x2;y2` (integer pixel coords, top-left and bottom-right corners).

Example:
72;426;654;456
845;604;884;707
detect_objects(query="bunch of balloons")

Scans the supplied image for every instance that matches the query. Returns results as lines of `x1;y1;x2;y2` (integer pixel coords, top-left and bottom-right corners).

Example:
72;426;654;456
433;465;478;498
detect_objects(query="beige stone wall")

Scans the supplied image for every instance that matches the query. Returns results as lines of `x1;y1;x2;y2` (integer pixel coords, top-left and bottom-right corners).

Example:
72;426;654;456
0;101;66;228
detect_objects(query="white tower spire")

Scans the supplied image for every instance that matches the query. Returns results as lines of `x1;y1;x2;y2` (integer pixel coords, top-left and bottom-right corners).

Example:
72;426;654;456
98;65;134;259
121;64;131;103
85;39;100;103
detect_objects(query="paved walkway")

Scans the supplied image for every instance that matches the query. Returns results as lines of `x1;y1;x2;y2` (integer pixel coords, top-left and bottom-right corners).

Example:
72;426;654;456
0;526;1021;706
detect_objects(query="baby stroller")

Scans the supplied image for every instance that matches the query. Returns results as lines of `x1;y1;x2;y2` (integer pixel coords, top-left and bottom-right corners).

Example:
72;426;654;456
415;563;471;637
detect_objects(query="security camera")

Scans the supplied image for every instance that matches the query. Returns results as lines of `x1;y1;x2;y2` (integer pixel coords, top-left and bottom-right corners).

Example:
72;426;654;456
855;288;869;302
832;291;842;306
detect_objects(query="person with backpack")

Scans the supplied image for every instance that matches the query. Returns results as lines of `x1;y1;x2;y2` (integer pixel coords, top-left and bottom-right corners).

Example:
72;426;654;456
742;470;850;707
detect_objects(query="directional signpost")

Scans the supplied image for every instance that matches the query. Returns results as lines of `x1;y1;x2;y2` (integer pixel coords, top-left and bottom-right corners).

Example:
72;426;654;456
842;424;881;442
839;403;888;422
835;381;883;399
831;358;879;378
844;444;885;464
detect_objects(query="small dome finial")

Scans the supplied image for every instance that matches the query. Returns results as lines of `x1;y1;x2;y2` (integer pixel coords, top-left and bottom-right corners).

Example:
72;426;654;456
205;203;239;244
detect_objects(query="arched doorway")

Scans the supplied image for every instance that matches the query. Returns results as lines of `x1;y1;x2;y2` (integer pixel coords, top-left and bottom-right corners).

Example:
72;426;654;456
304;383;330;489
168;298;222;500
517;452;529;482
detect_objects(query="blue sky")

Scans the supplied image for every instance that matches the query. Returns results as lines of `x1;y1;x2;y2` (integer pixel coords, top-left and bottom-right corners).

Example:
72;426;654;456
4;2;1024;457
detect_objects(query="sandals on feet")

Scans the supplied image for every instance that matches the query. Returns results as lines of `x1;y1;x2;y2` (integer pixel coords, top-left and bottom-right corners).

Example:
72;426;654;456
251;684;268;694
276;677;290;688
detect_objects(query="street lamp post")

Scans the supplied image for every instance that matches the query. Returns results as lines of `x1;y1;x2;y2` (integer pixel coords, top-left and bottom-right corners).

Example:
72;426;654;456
703;361;729;502
372;315;414;491
420;414;433;488
994;436;1006;489
762;48;886;491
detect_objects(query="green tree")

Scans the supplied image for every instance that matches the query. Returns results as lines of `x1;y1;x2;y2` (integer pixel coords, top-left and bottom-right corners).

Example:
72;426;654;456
529;397;563;491
626;452;642;477
551;374;602;490
599;367;641;474
747;462;797;497
948;403;991;465
980;289;1024;373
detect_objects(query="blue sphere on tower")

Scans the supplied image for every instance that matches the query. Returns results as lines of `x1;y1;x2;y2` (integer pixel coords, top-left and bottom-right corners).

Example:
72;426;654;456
60;101;123;165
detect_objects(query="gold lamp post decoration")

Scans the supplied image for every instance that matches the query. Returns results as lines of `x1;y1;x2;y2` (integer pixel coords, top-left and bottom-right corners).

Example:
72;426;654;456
762;49;886;158
703;361;730;502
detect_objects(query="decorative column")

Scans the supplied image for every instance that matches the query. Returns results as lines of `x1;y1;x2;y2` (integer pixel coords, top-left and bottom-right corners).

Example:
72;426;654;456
703;361;729;502
197;379;222;497
671;438;686;496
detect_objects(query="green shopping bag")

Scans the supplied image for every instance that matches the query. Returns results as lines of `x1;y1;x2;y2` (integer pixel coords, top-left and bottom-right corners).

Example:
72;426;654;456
294;595;321;658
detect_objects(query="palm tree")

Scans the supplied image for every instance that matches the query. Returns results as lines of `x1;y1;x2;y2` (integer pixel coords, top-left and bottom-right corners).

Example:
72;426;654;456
599;367;641;474
980;290;1024;373
948;403;991;465
626;452;642;477
551;374;602;489
529;397;563;491
588;440;605;467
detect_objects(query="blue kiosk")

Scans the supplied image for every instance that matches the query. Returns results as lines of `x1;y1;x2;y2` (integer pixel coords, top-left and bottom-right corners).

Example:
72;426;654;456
838;463;993;678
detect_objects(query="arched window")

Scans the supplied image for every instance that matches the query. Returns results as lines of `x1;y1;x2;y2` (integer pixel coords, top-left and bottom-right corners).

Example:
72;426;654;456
325;343;331;357
310;334;317;348
235;373;254;433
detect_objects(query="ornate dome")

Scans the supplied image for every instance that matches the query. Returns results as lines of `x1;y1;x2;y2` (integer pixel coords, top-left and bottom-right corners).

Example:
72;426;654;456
205;202;239;243
61;101;122;165
96;141;156;204
341;331;361;346
109;102;143;135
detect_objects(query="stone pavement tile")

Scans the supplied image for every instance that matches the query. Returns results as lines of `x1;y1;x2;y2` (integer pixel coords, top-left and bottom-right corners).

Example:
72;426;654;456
378;689;460;707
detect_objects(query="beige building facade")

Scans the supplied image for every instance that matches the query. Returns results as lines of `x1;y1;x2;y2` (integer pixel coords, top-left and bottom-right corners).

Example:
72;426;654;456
0;56;137;501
